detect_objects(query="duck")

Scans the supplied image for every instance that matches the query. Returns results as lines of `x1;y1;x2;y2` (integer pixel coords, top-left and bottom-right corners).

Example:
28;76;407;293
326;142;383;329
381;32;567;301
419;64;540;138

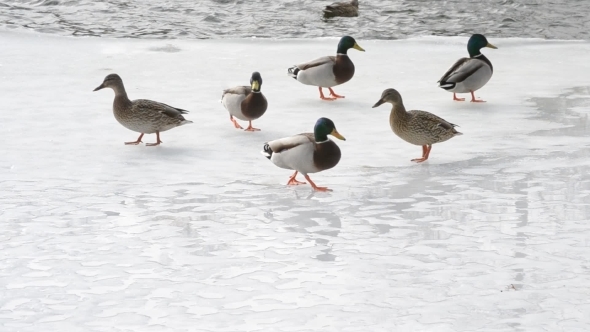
287;36;365;100
221;72;268;131
372;88;462;163
323;0;358;18
93;74;192;146
438;34;497;102
261;117;345;191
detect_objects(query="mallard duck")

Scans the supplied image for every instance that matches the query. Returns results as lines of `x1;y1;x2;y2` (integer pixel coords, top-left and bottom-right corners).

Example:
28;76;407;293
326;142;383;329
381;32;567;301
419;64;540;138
93;73;192;146
323;0;358;18
287;36;365;100
372;88;462;163
221;72;268;131
438;34;497;102
261;117;345;191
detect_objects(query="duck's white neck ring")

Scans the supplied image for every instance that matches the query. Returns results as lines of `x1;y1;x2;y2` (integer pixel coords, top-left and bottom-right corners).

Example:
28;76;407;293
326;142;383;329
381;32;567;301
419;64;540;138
337;53;348;56
316;139;330;144
251;90;261;93
473;54;483;58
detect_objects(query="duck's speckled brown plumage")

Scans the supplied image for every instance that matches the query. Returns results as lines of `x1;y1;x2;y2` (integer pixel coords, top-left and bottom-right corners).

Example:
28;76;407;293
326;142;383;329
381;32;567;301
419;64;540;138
112;97;191;134
387;108;459;146
94;73;192;145
373;88;461;162
323;0;358;18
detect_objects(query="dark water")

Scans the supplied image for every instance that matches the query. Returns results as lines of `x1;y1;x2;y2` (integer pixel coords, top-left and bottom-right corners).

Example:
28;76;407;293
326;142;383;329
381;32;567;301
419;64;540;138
1;0;589;40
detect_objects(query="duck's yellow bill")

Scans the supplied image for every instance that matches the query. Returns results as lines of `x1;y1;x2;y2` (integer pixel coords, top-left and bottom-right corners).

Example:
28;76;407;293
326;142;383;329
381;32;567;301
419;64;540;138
353;43;365;52
251;80;260;90
330;129;346;141
486;42;498;49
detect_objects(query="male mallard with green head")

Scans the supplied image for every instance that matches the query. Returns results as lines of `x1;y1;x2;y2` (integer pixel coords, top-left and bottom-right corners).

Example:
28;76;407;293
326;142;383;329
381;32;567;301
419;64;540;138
287;36;365;100
262;117;345;191
372;88;462;163
93;74;192;146
323;0;358;18
438;34;497;102
221;72;268;131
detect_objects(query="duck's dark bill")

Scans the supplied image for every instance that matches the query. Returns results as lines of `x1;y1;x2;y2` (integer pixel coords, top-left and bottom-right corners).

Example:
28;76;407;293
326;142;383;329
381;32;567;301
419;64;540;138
93;84;105;91
372;99;385;108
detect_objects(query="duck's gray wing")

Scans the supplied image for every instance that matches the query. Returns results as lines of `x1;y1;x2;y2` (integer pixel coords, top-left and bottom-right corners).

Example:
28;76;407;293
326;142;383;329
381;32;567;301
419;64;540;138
222;86;251;98
439;58;484;83
297;56;336;70
267;134;313;153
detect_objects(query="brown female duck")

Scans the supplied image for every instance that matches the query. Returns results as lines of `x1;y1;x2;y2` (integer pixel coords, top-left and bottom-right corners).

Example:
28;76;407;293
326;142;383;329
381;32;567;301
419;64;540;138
323;0;359;18
93;74;192;146
372;88;462;162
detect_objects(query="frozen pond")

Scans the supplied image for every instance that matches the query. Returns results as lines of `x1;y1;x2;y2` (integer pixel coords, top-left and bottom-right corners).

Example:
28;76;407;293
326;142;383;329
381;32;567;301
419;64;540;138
1;32;590;331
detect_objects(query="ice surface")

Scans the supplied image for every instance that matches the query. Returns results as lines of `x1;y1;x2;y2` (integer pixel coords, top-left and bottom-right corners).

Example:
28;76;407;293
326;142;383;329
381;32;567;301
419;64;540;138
1;31;590;331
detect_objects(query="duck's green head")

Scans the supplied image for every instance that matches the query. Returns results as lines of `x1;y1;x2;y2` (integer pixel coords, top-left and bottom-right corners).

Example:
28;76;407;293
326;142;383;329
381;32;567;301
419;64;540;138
467;34;497;57
337;36;365;54
314;117;346;142
250;71;263;92
372;88;403;108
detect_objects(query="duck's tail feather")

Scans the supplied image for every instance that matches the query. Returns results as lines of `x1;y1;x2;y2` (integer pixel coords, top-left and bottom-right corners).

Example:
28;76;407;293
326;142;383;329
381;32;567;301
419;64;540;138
438;81;455;90
287;66;299;80
261;143;273;160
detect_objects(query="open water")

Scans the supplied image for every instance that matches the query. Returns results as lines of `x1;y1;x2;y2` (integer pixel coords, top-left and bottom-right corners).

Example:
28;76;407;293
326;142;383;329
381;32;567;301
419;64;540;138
1;0;589;39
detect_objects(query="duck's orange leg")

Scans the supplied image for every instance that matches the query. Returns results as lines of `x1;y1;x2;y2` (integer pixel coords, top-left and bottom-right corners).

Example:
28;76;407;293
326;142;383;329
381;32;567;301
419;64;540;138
286;171;307;186
424;144;432;159
230;115;243;129
146;131;162;146
453;93;465;101
304;174;331;192
125;133;144;145
319;87;336;101
411;145;431;163
328;87;345;99
470;91;486;103
244;121;261;132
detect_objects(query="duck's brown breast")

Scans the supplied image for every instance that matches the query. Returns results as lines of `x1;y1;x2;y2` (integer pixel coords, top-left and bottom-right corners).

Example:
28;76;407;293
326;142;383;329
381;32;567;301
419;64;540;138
313;140;341;171
333;55;355;85
241;92;268;120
